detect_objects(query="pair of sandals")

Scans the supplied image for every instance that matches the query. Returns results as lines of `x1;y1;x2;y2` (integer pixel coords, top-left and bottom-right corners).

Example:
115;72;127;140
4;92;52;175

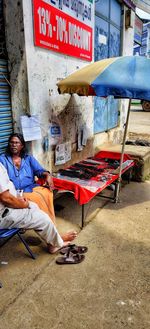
56;244;88;265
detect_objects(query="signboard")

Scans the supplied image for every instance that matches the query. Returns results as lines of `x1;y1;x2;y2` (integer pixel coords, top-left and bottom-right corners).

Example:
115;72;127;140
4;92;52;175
42;0;93;26
134;14;143;44
33;0;93;61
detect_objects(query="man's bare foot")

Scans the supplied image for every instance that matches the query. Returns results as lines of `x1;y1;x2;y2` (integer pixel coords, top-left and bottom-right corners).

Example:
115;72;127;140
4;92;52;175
48;241;70;254
61;231;77;242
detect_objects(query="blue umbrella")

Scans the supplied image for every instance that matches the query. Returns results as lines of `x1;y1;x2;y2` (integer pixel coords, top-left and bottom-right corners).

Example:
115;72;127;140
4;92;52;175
57;56;150;100
57;56;150;200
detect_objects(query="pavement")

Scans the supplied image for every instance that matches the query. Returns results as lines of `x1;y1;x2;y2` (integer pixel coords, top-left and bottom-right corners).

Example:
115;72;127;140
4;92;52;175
0;180;150;329
129;105;150;142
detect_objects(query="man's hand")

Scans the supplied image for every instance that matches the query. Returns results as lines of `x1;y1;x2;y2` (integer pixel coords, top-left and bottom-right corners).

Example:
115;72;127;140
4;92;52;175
17;196;29;208
0;190;29;209
42;172;54;191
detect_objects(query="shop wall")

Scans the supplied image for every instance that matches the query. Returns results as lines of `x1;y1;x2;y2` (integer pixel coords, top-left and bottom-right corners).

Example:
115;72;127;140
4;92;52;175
93;0;123;150
93;3;135;150
3;1;136;172
22;0;94;170
3;0;94;171
3;0;29;131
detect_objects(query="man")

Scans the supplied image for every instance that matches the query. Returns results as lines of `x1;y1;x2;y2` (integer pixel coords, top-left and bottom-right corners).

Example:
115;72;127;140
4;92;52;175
0;163;76;254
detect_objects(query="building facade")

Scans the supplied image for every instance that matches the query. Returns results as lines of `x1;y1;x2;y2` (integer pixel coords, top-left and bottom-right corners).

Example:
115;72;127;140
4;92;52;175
0;0;139;171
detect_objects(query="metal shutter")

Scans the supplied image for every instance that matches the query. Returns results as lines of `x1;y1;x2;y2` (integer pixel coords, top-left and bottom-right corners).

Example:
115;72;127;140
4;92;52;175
0;59;13;154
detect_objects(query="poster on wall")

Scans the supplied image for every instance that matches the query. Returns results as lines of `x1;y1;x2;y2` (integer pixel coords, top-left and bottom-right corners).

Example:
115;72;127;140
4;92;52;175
20;115;42;141
49;121;62;145
55;141;71;165
33;0;93;61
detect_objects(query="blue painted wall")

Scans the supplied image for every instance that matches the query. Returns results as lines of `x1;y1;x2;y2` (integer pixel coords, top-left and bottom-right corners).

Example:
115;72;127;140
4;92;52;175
94;0;121;133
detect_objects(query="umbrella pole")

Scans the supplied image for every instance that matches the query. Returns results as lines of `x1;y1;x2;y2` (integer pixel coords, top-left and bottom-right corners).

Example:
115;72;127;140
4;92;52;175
115;98;131;202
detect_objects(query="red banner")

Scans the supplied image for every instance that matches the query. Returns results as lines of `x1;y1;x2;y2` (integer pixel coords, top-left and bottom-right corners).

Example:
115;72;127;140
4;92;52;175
33;0;93;61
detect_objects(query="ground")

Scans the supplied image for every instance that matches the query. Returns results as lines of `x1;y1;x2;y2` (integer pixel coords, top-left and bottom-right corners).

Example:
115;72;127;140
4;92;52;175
129;103;150;142
0;180;150;329
0;106;150;328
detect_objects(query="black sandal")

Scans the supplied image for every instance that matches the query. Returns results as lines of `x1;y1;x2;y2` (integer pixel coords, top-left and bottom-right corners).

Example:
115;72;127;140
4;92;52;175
56;250;85;265
60;244;88;255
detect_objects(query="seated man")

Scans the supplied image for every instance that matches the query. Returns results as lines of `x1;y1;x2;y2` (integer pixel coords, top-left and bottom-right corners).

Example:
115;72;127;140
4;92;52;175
0;163;76;254
0;133;56;223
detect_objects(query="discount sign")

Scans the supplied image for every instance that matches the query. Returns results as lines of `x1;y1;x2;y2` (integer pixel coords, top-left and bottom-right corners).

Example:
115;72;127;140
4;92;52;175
33;0;92;61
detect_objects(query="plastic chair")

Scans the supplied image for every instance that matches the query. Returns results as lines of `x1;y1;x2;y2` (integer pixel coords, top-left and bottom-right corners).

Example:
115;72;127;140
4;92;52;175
0;228;36;259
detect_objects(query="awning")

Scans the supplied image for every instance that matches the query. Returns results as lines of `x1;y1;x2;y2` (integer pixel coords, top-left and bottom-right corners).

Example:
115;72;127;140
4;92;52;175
57;56;150;101
134;0;150;15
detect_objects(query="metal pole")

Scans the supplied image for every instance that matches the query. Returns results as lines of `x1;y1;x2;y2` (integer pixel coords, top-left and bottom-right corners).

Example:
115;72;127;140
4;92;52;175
81;205;84;228
115;99;131;202
17;232;36;259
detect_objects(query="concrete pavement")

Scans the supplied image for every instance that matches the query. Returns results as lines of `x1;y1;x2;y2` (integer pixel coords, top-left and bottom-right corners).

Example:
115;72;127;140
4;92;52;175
0;180;150;329
128;106;150;142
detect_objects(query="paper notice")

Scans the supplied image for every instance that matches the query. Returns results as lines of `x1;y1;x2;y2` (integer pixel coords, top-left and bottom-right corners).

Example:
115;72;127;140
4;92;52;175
55;141;71;165
21;115;42;141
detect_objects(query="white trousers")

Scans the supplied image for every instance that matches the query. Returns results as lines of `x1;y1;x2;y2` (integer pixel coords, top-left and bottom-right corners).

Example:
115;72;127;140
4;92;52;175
0;202;63;247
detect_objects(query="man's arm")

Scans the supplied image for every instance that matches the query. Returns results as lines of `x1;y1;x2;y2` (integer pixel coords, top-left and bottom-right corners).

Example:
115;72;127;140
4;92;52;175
0;190;29;209
28;155;54;190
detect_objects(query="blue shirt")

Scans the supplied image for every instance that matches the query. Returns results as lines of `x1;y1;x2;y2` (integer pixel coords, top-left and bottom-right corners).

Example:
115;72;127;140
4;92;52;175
0;154;46;192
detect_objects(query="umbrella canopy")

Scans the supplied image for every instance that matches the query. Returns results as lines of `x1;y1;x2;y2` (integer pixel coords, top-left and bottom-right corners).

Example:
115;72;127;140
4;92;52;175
57;56;150;101
57;55;150;202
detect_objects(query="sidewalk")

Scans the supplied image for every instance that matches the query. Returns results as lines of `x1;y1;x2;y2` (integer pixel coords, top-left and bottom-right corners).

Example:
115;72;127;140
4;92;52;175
0;181;150;329
129;105;150;142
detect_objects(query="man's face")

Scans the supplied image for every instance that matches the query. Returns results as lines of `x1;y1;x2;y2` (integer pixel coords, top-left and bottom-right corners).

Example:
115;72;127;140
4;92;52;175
9;137;24;155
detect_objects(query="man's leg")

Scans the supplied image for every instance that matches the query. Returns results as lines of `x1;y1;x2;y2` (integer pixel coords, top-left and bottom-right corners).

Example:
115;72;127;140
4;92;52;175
0;203;64;248
24;187;56;223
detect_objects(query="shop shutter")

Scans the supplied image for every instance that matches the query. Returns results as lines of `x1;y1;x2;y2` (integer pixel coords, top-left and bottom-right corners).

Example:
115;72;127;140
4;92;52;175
0;59;13;154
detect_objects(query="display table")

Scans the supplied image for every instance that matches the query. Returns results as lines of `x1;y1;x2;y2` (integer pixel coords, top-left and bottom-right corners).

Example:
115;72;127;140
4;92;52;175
95;144;150;182
53;151;134;227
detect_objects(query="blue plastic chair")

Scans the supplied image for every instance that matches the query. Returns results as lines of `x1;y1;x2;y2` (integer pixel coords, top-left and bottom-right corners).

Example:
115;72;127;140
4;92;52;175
0;228;36;259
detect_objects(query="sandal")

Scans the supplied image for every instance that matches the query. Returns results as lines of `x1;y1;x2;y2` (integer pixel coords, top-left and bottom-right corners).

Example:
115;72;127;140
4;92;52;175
56;252;85;265
60;244;88;255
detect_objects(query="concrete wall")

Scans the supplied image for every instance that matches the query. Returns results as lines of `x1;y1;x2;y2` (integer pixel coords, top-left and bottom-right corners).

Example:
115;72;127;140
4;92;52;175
3;0;135;172
0;0;7;59
7;0;94;171
3;0;29;131
23;0;95;171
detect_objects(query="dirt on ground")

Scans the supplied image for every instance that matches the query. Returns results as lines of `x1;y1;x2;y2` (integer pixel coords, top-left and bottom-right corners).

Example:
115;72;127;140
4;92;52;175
0;181;150;329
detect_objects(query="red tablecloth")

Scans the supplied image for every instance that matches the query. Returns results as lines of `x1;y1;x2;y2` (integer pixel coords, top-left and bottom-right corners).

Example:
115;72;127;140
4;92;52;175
53;151;134;205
